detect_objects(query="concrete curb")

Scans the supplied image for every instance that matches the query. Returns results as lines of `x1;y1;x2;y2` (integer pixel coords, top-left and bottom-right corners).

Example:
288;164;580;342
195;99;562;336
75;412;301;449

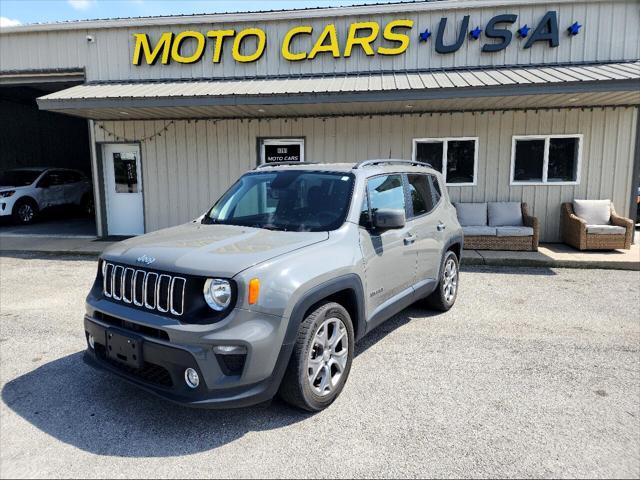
461;253;639;271
1;248;637;271
461;256;639;271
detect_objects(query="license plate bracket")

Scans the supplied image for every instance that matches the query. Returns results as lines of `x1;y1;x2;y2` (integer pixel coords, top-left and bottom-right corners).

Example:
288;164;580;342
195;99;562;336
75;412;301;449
106;328;143;369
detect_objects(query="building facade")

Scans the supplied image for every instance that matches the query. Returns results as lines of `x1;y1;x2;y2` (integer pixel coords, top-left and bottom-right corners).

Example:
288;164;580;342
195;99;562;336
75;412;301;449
1;0;638;240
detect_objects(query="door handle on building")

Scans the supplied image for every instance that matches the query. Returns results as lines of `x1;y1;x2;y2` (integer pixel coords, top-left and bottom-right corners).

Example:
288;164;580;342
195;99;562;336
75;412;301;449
404;233;416;245
437;223;446;231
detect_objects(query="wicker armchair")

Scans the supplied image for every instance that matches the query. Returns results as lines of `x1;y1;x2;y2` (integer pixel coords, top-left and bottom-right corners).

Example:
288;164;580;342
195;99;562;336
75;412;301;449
463;203;539;252
561;202;633;250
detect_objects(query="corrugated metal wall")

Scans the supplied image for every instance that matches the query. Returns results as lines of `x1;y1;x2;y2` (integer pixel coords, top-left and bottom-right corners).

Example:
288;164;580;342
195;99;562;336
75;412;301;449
1;1;638;81
93;106;637;242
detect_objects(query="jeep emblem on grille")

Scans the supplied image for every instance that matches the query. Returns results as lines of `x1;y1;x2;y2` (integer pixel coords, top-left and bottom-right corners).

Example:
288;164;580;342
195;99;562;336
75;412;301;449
136;254;156;265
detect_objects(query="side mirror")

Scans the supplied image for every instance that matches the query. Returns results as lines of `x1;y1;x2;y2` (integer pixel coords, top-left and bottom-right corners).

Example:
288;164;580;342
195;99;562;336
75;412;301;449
373;209;406;230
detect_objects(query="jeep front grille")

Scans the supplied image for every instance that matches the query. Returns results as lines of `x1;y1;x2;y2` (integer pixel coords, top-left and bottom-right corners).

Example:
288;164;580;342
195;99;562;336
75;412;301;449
102;262;186;316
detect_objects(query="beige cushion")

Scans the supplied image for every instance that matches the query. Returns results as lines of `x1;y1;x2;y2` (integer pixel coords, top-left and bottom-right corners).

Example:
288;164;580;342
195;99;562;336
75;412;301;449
488;202;523;227
455;203;487;226
573;199;611;225
496;226;534;237
463;226;497;236
586;224;626;235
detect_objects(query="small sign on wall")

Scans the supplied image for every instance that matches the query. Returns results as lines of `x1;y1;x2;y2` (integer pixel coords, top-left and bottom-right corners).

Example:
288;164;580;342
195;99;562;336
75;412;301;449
260;138;305;164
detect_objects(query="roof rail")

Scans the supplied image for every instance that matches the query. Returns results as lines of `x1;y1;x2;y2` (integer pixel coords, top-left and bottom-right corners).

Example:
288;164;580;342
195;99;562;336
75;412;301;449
255;161;319;169
352;159;433;169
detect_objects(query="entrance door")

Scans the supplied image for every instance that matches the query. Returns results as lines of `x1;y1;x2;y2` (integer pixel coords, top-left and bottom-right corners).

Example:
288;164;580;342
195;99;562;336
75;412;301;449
102;144;144;235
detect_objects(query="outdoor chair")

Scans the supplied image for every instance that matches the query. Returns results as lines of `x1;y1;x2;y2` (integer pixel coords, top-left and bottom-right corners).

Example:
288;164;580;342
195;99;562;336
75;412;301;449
560;200;633;250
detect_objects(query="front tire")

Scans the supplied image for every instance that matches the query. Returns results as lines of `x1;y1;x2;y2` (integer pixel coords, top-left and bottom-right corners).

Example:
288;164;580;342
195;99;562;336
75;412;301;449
12;198;38;225
425;250;459;311
279;301;354;412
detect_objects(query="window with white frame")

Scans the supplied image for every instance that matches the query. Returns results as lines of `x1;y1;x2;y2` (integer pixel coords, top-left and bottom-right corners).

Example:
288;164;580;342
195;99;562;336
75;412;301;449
511;135;582;185
412;137;478;186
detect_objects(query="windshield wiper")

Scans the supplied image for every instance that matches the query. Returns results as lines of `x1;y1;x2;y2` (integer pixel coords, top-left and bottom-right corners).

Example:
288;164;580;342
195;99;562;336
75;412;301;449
260;224;288;231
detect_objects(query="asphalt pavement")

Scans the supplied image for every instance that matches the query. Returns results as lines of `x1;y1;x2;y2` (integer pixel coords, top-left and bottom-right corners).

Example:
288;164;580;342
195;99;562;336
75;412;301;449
1;253;638;479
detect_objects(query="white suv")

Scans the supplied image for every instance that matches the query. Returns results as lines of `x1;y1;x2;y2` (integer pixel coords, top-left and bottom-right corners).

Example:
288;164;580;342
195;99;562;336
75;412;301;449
0;168;93;224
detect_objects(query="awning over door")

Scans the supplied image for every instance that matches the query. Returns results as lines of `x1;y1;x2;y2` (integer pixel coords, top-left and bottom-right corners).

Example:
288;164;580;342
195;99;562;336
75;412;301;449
36;61;640;120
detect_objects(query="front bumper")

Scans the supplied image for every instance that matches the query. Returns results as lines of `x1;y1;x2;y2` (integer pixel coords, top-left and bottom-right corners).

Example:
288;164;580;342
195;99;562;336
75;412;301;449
0;197;16;216
83;306;293;408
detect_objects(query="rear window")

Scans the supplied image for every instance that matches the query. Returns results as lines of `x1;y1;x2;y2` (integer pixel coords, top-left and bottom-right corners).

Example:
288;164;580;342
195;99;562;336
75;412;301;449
406;173;441;217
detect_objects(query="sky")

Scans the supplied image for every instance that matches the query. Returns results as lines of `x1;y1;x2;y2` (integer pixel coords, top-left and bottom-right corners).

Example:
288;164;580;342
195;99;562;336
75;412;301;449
0;0;417;27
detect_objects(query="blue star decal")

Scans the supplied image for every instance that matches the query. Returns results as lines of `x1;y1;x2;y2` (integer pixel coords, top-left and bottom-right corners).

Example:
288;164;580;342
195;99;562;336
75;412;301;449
517;24;531;38
419;29;432;42
469;26;482;40
568;21;582;36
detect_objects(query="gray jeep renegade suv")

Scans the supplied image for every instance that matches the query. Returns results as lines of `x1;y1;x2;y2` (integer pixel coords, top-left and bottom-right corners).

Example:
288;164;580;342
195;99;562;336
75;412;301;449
84;160;463;411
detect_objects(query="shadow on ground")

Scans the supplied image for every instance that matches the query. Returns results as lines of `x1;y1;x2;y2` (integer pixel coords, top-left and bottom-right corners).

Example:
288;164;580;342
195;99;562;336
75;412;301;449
1;307;436;458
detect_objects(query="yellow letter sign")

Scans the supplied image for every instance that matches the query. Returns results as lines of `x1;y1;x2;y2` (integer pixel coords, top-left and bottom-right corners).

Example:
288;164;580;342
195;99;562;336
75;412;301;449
132;32;172;65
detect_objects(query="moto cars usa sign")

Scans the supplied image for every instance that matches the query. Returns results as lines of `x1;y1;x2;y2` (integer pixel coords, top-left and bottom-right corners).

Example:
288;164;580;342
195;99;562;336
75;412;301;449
132;11;579;66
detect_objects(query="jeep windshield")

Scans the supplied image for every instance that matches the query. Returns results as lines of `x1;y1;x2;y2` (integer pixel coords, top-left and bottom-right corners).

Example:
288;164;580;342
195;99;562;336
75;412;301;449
203;170;354;232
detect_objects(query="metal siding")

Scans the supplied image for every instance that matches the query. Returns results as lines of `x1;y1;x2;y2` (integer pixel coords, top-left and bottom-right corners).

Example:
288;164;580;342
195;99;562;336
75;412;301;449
92;106;637;240
2;1;638;81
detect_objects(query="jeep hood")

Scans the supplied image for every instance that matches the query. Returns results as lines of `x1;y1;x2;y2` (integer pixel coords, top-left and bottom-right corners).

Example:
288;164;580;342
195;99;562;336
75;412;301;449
102;222;329;277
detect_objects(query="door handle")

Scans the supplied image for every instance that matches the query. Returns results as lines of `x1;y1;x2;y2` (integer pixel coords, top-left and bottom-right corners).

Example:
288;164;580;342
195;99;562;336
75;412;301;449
404;233;416;245
437;223;446;231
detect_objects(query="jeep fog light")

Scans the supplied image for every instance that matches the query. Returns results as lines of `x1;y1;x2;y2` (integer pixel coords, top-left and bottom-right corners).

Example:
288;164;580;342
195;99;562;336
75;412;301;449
88;334;95;349
203;278;232;311
184;368;200;388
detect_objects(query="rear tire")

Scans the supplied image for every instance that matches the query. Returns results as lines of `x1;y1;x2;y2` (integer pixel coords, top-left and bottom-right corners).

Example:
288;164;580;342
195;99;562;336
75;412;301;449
12;198;38;225
425;250;459;311
278;301;354;412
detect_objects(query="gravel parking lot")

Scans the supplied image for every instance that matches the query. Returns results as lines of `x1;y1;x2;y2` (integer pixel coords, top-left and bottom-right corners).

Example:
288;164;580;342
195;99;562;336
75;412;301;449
1;253;638;479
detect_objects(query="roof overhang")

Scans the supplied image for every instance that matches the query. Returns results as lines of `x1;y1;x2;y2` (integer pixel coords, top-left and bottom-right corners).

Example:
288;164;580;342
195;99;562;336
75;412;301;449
0;69;85;87
36;62;640;120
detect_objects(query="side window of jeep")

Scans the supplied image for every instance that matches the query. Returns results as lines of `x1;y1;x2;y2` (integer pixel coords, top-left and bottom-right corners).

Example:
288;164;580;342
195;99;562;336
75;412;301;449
368;175;405;213
406;173;441;218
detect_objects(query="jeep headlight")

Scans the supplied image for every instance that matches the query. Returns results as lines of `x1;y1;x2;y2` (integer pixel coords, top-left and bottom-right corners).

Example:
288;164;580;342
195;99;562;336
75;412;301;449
0;190;15;198
203;278;232;311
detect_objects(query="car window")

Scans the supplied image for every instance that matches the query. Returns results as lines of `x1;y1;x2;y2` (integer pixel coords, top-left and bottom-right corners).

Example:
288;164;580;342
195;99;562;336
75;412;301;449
367;174;405;215
429;175;442;205
406;173;441;217
63;171;84;183
206;170;354;232
41;171;66;187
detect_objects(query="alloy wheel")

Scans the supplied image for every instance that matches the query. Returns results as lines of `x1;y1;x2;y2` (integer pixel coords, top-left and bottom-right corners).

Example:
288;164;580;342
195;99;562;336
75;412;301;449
307;317;349;397
17;204;34;223
443;257;458;303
